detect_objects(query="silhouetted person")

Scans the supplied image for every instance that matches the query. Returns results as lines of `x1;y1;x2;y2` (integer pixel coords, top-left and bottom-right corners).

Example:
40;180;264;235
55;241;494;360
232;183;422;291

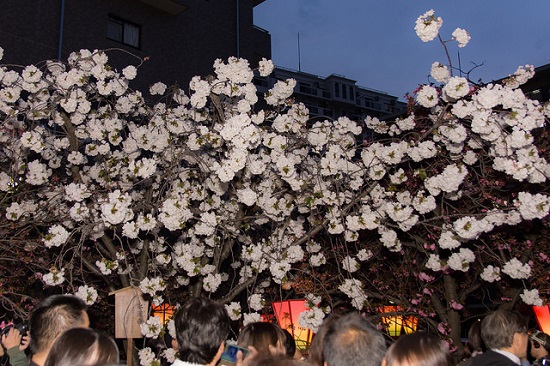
28;295;89;366
322;312;386;366
459;320;487;366
281;329;304;360
44;328;118;366
237;322;286;357
471;309;529;366
530;330;550;366
307;314;341;366
383;332;453;366
172;297;230;366
1;326;30;366
245;353;308;366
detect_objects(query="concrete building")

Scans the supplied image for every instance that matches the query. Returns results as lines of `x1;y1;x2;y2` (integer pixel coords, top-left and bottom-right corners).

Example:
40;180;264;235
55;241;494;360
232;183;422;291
0;0;405;119
521;63;550;104
255;66;406;121
0;0;271;91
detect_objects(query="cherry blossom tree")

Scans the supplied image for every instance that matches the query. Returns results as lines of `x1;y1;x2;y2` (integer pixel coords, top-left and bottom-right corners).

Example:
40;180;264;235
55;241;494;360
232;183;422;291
1;9;549;363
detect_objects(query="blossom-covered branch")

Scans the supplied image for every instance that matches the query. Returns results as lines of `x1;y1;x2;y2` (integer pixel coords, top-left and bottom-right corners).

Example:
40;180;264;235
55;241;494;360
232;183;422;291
1;9;549;363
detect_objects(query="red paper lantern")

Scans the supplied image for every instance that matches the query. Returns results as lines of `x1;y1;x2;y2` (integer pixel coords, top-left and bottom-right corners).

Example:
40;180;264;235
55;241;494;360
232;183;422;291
272;300;314;350
533;305;550;334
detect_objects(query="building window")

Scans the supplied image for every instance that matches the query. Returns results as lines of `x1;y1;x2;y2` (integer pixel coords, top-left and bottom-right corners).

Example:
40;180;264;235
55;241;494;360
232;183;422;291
334;82;340;98
309;106;319;115
107;16;140;48
253;76;268;87
342;84;347;99
299;82;316;95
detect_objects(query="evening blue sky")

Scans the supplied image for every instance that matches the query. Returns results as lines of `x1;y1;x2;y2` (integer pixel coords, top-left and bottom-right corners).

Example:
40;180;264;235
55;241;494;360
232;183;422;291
254;1;550;100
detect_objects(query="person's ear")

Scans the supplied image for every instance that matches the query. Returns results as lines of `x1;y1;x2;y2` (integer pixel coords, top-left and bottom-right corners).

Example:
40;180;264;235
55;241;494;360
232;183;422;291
513;332;524;346
171;338;179;350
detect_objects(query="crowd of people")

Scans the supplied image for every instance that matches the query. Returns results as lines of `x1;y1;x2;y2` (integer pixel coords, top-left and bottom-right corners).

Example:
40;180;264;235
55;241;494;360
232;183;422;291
1;295;549;366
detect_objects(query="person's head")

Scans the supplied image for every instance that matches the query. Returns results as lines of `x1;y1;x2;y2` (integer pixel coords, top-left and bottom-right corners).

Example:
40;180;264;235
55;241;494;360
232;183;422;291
383;332;452;366
308;313;341;366
29;294;89;356
530;330;550;359
480;309;528;358
281;329;297;358
237;322;286;356
247;353;308;366
44;328;119;366
464;320;486;358
323;312;386;366
174;297;230;365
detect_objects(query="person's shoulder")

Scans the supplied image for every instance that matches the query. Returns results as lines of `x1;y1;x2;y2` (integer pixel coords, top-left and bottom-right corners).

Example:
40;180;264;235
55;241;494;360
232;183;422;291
470;350;517;366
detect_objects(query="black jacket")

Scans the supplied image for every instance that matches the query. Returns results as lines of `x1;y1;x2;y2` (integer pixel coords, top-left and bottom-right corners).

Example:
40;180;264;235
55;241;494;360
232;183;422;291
470;350;519;366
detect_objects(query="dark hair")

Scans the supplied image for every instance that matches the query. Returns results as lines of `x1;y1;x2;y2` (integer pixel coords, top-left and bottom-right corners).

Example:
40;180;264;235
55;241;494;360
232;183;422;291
29;294;88;354
322;312;386;366
247;353;308;366
237;322;286;356
308;313;341;366
282;329;297;357
480;309;527;349
44;328;119;366
531;331;550;352
174;297;230;364
384;332;452;366
463;320;486;358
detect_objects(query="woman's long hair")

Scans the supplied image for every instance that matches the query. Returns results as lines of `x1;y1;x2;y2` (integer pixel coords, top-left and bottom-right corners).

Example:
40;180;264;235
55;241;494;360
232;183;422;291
44;327;119;366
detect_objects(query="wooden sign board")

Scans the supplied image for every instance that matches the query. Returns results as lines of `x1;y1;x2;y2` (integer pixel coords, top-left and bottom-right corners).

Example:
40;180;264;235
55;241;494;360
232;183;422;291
109;287;149;339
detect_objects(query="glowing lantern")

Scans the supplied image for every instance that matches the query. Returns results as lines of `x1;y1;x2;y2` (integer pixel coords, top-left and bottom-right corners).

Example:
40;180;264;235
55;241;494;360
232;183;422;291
380;305;418;337
381;305;402;337
152;303;175;325
403;314;418;334
533;305;550;334
272;300;314;350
